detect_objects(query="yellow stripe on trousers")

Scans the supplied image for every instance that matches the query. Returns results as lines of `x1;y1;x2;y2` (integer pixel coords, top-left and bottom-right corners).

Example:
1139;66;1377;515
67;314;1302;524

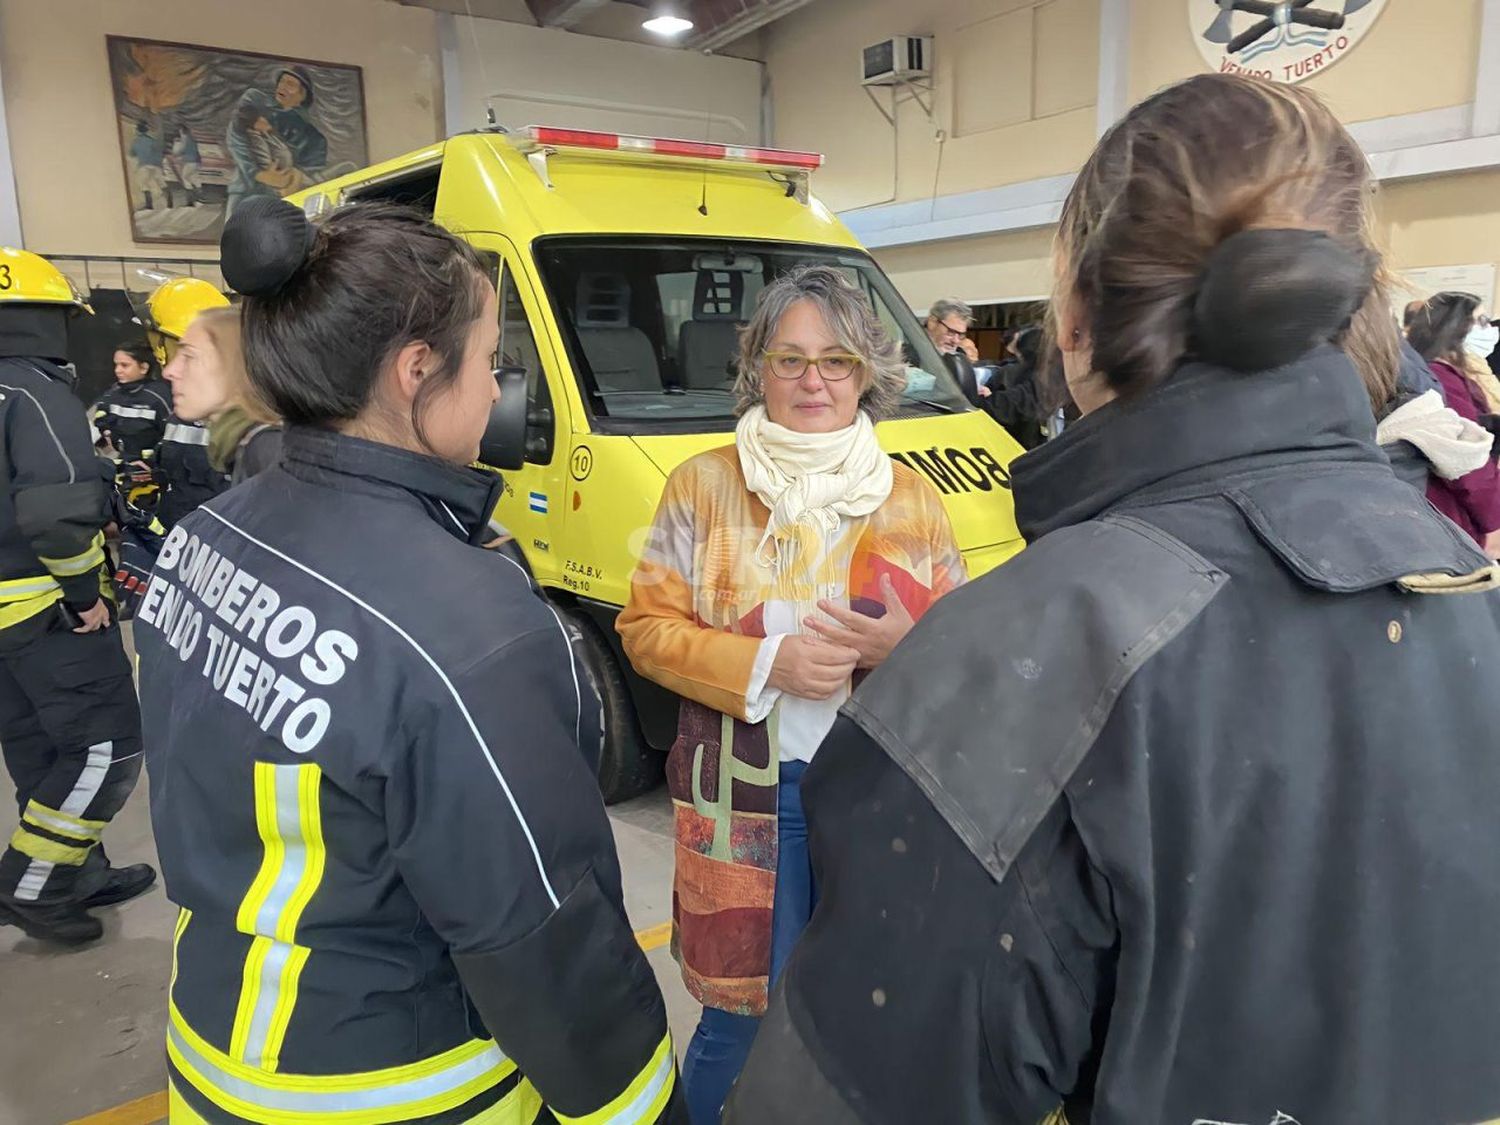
228;762;326;1073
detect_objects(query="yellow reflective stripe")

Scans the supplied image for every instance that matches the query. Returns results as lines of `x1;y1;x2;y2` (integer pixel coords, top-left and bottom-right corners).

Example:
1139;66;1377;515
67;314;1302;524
0;574;60;599
231;763;327;1072
24;800;107;841
169;1002;517;1124
0;590;61;630
8;825;90;865
259;766;326;1073
170;907;193;995
231;763;285;1063
551;1032;675;1125
466;1078;544;1123
39;533;105;577
148;517;166;535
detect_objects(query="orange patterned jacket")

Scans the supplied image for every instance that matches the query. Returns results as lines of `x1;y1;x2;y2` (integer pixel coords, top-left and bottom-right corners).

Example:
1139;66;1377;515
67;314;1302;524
617;444;965;1014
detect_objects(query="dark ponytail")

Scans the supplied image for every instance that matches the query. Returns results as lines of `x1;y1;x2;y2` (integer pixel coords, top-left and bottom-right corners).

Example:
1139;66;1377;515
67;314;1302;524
220;197;490;447
1053;73;1397;410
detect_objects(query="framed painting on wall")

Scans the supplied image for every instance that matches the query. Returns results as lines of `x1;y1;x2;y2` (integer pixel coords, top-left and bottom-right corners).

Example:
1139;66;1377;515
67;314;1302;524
106;36;368;245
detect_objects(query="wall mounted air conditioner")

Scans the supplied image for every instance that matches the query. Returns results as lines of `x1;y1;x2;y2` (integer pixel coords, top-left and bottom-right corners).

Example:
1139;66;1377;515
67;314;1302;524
862;36;932;87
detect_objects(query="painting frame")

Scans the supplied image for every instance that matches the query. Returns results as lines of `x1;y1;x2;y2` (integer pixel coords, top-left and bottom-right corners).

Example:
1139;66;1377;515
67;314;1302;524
106;35;369;246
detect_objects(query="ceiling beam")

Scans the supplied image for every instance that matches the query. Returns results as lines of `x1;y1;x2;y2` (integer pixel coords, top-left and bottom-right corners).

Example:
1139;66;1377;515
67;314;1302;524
685;0;815;51
525;0;613;29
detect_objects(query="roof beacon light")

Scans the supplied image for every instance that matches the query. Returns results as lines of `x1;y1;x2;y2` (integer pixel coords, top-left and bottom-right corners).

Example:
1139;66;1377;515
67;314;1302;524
513;126;824;172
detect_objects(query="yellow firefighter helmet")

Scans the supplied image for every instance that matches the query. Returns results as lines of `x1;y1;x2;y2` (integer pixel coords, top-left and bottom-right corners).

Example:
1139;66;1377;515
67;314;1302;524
147;277;230;341
0;248;93;312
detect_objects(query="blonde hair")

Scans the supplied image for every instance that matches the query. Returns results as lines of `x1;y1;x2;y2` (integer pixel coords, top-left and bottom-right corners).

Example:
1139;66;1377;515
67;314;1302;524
1054;73;1398;410
734;265;907;420
194;306;277;424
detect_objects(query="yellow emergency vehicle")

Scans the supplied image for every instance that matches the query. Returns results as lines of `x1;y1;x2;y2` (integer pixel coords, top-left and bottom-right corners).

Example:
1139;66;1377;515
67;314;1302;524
291;126;1025;801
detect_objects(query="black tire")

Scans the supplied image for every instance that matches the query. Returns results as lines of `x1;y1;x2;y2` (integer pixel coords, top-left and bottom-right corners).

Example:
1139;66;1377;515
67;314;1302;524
559;607;663;804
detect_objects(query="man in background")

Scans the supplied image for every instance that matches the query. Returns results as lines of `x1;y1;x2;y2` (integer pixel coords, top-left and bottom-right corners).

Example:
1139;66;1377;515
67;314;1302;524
925;298;983;407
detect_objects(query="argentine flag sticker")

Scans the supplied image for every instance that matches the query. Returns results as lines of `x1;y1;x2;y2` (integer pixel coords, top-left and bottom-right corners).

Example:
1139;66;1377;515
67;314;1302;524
528;491;549;514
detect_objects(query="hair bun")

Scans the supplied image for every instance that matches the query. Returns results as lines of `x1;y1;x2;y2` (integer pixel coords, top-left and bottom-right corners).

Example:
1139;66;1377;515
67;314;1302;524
220;196;316;298
1192;228;1374;373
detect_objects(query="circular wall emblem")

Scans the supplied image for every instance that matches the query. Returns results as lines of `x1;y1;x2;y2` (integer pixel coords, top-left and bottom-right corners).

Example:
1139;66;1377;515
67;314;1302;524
1191;0;1389;85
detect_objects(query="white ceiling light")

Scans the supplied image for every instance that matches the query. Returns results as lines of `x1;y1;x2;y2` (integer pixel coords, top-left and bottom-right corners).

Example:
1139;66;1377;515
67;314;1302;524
642;6;693;36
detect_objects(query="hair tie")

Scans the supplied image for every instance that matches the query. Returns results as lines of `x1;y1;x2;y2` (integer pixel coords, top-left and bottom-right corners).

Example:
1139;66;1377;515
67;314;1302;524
220;196;316;298
1193;228;1375;372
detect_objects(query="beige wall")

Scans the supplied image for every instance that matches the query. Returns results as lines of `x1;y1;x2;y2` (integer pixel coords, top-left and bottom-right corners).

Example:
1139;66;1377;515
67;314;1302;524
0;0;444;261
447;14;764;143
766;0;1498;307
875;225;1055;313
766;0;1100;213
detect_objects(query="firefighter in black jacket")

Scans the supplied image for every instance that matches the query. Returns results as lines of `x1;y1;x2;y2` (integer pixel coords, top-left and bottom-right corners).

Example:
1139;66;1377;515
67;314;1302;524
94;340;172;476
0;249;154;945
727;76;1500;1125
138;198;686;1124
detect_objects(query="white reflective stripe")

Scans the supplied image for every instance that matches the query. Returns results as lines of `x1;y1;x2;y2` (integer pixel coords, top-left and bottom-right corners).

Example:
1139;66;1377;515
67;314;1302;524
14;859;54;902
168;1024;509;1114
0;576;61;600
200;508;563;909
241;766;313;1067
163;422;210;446
24;805;104;841
59;742;113;817
40;535;105;577
610;1043;674;1125
108;403;158;420
0;380;78;484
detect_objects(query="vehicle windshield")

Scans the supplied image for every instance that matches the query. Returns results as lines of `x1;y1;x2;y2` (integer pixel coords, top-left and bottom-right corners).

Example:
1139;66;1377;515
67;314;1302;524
532;237;971;431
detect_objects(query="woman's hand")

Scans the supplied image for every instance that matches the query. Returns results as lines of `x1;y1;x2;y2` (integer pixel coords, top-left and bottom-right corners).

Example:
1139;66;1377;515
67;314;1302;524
768;634;859;701
805;575;916;669
1484;528;1500;560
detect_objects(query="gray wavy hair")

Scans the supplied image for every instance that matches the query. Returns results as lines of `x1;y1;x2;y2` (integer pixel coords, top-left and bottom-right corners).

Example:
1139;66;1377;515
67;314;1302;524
734;265;907;420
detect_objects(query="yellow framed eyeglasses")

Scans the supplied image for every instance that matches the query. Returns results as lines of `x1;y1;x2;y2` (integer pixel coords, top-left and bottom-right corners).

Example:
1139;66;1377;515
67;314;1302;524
762;351;863;381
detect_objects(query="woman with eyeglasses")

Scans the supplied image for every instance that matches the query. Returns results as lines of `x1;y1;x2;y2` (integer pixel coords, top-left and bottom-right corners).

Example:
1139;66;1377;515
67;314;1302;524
1406;291;1500;554
618;264;966;1123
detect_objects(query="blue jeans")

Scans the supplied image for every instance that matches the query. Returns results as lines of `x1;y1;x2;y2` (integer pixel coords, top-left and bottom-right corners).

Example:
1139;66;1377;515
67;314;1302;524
681;759;818;1124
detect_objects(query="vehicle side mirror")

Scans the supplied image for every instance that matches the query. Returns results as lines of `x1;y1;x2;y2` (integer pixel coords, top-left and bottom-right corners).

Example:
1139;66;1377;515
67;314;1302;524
479;367;530;471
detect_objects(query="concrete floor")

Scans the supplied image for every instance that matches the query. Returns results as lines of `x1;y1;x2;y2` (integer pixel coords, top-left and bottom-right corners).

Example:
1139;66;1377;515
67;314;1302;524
0;626;695;1125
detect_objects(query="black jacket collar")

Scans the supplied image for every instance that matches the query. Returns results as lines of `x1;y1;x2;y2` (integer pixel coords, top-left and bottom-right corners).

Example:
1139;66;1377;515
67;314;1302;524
279;426;503;546
1013;347;1386;540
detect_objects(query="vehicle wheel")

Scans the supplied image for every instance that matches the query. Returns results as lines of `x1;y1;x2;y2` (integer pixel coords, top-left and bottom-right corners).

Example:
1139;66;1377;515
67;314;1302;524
559;607;663;804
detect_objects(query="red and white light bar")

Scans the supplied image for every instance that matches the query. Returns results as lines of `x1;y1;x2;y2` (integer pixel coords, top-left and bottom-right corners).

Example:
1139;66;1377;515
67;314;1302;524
513;125;824;171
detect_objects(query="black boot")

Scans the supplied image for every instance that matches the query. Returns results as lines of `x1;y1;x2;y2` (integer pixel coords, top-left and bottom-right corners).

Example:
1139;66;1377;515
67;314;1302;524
144;191;154;210
0;895;103;945
81;863;157;909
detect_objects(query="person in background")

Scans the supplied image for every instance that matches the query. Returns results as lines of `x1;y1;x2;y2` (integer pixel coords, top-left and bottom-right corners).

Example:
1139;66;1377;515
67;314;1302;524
94;342;171;483
925;297;982;406
129;121;166;212
1406;291;1500;553
145;278;232;530
0;249;153;946
618;265;964;1123
140;197;683;1124
984;324;1048;450
168;124;204;208
163;306;281;486
727;74;1500;1124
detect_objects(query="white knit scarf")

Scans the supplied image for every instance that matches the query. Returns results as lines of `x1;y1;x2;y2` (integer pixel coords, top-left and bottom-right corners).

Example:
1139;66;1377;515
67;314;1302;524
735;404;894;580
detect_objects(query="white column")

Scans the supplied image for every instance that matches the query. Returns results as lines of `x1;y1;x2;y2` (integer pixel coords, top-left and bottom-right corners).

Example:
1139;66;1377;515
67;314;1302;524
1473;0;1500;136
1096;0;1133;137
437;12;469;139
0;25;25;247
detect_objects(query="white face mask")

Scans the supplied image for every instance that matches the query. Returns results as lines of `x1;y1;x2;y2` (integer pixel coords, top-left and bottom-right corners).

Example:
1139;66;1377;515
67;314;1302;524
1464;324;1499;359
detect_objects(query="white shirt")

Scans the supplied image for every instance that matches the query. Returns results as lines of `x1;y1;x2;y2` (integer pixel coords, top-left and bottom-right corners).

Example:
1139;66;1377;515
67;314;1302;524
741;516;852;764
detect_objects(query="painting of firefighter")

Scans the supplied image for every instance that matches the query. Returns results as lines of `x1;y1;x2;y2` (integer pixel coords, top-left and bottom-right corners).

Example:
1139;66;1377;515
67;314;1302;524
107;37;367;245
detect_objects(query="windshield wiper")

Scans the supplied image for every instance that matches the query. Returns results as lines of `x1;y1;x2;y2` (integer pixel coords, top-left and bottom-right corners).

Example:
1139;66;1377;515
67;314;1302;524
908;397;958;414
